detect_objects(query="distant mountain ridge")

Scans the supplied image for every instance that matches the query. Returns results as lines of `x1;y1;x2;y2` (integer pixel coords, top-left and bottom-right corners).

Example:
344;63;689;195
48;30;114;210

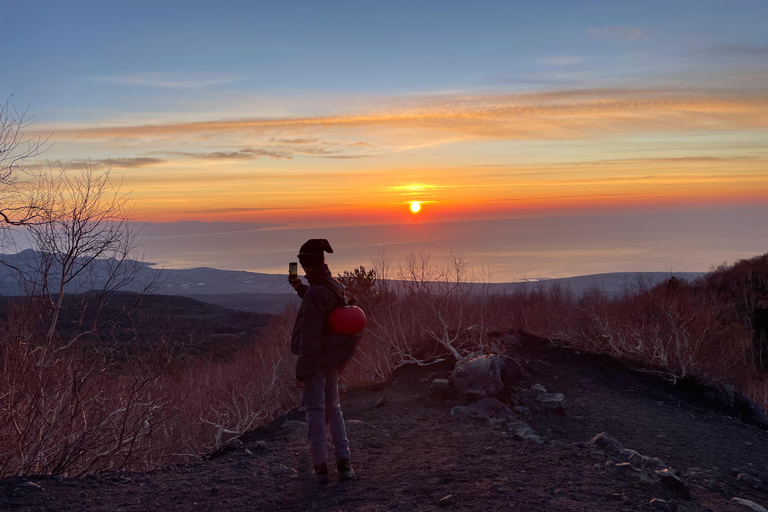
0;250;704;313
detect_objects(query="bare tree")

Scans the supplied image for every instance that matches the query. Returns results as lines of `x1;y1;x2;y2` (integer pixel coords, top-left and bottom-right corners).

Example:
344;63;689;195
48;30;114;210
24;165;147;344
0;97;50;230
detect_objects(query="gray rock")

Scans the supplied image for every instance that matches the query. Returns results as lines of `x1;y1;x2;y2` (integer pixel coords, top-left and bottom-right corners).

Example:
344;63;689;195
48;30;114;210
450;397;516;426
451;354;523;400
254;440;272;451
620;448;641;460
737;473;763;488
508;421;543;443
437;494;453;507
513;405;529;416
628;453;666;473
536;392;566;414
428;379;453;403
585;432;623;454
649;498;672;512
732;498;768;512
655;469;691;500
530;384;548;396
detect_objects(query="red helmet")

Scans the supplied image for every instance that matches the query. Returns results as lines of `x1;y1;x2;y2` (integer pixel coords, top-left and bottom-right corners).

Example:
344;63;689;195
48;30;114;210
329;306;366;335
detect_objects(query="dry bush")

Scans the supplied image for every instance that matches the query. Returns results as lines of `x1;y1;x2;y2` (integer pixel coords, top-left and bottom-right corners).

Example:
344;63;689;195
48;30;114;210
0;301;172;477
166;311;300;453
558;279;753;384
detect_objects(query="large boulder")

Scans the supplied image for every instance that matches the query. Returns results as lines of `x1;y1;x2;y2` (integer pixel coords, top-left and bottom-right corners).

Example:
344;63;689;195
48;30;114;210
450;354;523;401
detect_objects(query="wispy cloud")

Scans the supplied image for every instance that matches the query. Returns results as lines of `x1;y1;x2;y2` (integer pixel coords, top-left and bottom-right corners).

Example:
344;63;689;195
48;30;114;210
319;155;372;159
97;73;241;89
589;26;644;41
704;44;768;57
166;148;292;160
60;157;167;169
268;137;319;144
51;88;768;145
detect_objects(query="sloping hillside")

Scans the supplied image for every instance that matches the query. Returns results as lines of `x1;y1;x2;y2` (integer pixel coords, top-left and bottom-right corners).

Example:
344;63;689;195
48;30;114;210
2;336;766;512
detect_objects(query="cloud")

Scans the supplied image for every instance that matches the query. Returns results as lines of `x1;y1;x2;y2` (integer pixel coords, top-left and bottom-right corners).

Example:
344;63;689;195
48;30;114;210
589;26;644;41
51;88;768;145
705;44;768;57
166;148;292;160
291;147;341;155
97;73;241;89
60;157;167;169
268;137;319;144
319;155;372;159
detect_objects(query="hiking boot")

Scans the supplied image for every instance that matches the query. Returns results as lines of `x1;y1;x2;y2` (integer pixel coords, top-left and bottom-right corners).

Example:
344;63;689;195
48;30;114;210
313;463;329;484
337;458;355;480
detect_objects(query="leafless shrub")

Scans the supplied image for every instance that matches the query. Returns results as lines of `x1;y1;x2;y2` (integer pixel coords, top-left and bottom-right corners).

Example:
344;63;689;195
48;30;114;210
170;312;299;453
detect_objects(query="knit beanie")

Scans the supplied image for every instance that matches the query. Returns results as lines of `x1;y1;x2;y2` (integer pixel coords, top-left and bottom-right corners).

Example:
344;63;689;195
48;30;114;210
298;239;333;267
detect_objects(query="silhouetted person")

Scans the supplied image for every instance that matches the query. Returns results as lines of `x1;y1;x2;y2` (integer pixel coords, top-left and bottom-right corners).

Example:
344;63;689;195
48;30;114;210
752;299;768;371
288;239;354;483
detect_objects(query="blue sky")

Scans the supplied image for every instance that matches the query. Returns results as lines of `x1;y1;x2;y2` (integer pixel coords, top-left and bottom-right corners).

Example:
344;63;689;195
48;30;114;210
5;0;767;119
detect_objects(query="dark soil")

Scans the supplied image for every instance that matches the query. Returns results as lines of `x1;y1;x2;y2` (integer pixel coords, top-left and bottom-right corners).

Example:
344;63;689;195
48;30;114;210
2;338;767;511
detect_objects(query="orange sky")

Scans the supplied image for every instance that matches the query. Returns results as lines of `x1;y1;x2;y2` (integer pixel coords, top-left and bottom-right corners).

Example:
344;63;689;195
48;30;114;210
35;88;768;228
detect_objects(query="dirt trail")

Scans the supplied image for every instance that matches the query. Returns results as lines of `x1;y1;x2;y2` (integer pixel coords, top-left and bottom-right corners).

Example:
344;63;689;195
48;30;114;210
2;339;767;511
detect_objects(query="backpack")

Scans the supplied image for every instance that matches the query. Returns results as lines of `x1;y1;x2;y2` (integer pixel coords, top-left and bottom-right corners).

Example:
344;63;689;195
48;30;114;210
315;282;364;372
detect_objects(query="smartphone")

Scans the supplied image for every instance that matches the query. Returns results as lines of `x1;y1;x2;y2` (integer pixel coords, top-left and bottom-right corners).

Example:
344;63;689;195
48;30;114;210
289;261;298;280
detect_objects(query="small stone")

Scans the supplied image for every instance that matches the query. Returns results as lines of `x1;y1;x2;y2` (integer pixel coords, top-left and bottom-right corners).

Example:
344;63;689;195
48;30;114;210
586;432;623;453
255;440;272;451
490;483;503;492
737;473;763;488
375;395;388;408
530;384;548;395
620;448;641;460
589;449;606;460
655;469;691;500
438;494;453;507
731;498;768;512
428;379;453;403
649;498;672;512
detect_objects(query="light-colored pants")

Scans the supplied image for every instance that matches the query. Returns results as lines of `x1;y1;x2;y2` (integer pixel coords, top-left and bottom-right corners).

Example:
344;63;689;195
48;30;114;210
302;368;350;466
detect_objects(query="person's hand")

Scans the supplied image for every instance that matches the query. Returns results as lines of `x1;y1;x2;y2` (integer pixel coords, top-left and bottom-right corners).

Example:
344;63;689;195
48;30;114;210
294;379;305;389
288;276;303;290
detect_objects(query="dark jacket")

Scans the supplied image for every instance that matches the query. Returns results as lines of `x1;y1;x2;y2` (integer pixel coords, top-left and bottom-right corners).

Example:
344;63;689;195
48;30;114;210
290;265;345;381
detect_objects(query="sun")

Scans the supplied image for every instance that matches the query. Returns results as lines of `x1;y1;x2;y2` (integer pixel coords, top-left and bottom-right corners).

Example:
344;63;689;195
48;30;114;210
409;201;421;214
